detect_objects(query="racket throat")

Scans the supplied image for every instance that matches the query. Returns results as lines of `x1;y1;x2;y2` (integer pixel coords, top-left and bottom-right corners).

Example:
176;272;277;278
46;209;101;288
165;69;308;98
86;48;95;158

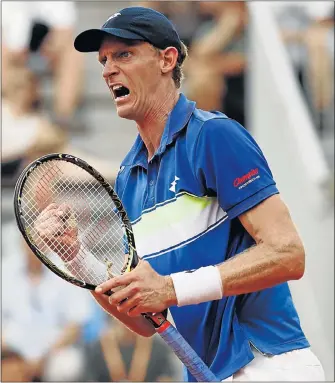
143;312;167;329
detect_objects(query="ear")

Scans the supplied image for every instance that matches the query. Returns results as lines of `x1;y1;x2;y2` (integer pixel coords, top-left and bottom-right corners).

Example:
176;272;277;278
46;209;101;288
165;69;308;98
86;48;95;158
160;46;179;74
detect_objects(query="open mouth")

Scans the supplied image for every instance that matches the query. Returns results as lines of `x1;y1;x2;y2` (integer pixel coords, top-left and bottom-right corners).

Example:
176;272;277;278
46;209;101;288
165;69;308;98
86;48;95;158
112;85;130;101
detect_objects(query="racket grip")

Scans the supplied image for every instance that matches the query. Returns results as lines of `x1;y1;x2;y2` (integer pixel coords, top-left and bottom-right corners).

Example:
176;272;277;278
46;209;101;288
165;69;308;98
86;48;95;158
158;322;218;382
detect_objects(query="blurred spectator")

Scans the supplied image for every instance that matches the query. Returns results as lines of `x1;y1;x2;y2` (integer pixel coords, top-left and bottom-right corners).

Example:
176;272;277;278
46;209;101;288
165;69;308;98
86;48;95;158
2;64;116;185
2;227;93;381
185;1;248;126
273;1;334;135
2;1;84;129
303;2;334;137
1;348;32;382
84;317;181;381
2;65;66;185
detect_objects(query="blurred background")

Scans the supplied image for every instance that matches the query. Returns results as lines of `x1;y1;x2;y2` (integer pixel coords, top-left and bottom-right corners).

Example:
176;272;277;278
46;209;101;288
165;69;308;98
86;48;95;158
1;1;334;381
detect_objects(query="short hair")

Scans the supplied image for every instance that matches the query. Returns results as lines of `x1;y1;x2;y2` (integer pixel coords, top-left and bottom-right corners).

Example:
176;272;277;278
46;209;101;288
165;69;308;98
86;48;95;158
152;41;188;89
173;41;188;89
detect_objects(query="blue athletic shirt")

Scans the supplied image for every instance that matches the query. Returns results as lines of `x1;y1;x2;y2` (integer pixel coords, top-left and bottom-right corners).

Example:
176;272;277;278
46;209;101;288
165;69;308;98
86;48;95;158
114;93;309;381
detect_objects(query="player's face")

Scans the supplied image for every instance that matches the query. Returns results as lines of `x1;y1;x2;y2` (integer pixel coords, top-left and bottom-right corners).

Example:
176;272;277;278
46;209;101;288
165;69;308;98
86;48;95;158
99;38;162;120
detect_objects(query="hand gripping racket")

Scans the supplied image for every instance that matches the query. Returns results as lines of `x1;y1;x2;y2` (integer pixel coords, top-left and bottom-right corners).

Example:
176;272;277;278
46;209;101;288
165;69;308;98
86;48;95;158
14;153;218;382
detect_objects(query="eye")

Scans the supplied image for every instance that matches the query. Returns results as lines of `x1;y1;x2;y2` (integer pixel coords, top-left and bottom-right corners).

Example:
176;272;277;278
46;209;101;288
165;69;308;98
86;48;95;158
100;57;107;66
118;51;131;59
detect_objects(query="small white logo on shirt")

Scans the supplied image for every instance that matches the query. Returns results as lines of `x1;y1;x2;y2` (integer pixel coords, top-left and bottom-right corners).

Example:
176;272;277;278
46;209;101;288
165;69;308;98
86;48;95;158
169;176;180;192
107;12;121;21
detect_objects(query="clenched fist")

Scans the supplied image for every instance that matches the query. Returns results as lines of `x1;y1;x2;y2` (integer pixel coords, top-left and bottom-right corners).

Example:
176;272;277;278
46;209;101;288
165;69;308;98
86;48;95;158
34;203;80;262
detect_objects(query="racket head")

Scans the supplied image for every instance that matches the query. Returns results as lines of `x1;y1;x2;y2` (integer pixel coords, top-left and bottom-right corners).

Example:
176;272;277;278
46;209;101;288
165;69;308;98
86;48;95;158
14;153;139;291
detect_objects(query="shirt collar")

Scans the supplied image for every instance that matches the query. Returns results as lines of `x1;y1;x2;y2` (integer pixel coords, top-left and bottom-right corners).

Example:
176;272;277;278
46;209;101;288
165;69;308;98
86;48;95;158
121;93;196;168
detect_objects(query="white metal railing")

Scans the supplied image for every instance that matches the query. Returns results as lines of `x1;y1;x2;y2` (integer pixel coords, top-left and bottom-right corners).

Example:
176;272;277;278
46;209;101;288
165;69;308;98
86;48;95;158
247;3;334;381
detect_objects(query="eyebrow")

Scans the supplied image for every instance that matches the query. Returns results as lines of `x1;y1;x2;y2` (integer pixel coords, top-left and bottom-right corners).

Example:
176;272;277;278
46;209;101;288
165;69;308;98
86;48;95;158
97;41;150;62
98;44;130;60
97;53;105;63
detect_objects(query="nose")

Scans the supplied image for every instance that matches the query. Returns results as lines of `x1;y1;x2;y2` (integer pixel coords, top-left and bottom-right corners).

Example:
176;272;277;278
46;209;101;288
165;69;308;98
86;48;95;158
102;60;120;80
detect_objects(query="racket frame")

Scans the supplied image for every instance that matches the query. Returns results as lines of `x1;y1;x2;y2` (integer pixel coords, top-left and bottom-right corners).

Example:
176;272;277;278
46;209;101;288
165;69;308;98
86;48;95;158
14;153;138;291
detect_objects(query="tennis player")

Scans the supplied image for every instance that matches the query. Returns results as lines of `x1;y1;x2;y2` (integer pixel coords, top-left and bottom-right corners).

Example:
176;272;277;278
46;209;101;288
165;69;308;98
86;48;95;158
74;6;325;381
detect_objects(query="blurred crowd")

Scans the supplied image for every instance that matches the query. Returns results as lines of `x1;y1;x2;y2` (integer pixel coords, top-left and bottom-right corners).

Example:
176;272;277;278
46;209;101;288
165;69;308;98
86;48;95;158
272;1;334;170
2;221;181;382
2;1;334;183
1;1;115;188
1;1;334;382
2;2;80;182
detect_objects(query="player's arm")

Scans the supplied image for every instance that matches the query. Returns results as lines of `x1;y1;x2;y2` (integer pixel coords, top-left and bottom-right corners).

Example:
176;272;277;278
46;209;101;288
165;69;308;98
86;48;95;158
90;291;155;337
162;194;305;308
217;193;305;296
166;120;305;304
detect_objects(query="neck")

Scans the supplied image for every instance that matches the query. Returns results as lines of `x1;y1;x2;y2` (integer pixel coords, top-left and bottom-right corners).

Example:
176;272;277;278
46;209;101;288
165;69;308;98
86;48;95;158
136;87;179;160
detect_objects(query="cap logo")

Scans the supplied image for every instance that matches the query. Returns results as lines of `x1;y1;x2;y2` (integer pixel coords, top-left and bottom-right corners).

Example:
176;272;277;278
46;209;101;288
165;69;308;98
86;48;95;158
107;12;121;21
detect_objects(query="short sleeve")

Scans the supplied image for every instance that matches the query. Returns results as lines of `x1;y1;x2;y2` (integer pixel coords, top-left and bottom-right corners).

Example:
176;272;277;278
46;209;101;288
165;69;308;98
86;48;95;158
194;118;279;219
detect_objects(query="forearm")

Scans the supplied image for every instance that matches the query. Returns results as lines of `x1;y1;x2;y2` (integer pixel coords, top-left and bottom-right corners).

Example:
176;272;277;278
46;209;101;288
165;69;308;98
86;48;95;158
212;52;246;76
170;241;305;306
191;12;241;57
280;29;304;44
91;291;155;337
218;242;305;296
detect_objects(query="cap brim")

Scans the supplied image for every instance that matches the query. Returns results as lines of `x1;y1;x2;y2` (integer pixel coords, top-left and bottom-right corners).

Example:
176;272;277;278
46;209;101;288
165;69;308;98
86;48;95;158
74;28;146;52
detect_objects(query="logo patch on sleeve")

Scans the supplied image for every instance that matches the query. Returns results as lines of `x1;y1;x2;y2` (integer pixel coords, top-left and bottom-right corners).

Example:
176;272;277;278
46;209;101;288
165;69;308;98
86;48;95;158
233;168;260;189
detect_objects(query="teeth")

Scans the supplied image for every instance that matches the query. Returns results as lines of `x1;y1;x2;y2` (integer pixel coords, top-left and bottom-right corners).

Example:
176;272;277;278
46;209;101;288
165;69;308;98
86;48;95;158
112;85;123;91
115;94;130;100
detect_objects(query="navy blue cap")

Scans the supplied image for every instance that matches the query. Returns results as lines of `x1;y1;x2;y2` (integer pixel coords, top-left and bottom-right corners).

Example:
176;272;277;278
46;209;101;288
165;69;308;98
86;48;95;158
74;7;182;55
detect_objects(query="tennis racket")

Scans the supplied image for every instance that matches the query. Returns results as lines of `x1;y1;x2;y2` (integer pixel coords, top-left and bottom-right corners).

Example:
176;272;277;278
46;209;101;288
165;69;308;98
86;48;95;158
14;153;218;382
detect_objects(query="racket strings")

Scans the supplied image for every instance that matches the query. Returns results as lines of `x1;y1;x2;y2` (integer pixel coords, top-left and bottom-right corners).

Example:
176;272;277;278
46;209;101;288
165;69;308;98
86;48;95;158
25;184;125;283
20;160;130;285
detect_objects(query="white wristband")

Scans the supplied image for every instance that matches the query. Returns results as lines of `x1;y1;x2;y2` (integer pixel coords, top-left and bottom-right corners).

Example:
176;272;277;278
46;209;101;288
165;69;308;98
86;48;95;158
170;266;223;307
